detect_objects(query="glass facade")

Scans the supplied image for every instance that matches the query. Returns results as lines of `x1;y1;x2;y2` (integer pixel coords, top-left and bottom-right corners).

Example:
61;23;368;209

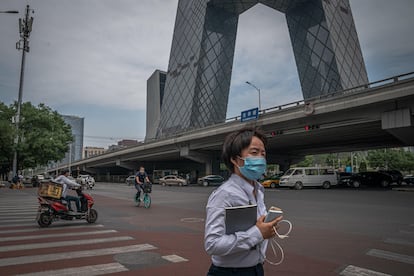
156;0;367;138
146;70;167;141
61;115;84;163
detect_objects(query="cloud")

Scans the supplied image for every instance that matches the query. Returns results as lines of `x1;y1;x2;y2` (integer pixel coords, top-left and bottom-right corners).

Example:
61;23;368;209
1;0;413;147
1;0;178;111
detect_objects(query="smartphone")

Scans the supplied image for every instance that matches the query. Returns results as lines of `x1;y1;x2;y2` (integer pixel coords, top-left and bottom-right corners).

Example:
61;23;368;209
264;207;283;223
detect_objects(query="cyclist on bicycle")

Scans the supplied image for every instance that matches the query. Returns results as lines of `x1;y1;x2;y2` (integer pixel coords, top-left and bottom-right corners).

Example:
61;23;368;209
135;166;150;202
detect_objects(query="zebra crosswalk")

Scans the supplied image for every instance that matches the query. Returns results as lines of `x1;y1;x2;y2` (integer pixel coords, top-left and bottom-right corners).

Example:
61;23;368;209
339;223;414;276
0;188;187;275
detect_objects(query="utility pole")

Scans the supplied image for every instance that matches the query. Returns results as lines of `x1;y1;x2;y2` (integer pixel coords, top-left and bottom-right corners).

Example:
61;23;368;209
12;5;34;177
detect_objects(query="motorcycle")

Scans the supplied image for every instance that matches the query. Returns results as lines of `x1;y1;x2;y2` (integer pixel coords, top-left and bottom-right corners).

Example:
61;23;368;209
85;179;95;190
36;186;98;227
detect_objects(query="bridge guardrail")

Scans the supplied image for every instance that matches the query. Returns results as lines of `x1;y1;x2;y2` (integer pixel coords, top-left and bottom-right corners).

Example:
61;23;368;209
53;71;414;170
224;71;414;122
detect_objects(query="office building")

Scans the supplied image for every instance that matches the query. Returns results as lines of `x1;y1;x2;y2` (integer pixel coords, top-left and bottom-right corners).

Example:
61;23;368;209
155;0;368;138
61;115;84;164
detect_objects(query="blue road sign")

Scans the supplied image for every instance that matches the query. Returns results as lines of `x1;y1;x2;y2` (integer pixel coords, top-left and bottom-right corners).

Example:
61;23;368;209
241;108;259;122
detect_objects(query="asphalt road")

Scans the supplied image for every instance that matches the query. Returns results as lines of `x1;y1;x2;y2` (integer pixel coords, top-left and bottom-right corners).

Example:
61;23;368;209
0;183;413;275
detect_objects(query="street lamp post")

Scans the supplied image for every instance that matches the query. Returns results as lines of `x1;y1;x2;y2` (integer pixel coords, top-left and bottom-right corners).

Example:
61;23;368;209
11;5;34;178
245;81;261;111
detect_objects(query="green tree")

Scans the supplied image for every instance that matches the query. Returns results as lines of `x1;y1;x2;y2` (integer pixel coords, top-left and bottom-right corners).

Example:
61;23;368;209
294;155;314;167
0;103;15;174
1;101;73;171
367;149;414;172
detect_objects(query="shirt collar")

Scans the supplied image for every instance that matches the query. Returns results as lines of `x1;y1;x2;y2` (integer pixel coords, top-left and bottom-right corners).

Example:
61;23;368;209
230;174;261;203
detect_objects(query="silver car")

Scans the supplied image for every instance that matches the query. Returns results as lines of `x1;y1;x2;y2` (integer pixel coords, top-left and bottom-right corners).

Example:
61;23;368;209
159;175;187;186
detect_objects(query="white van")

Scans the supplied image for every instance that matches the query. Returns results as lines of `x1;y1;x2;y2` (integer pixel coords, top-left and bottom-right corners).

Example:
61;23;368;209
279;167;338;190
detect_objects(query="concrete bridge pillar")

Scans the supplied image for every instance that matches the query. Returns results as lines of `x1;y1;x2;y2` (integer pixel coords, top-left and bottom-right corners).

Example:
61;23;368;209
179;145;216;175
115;159;137;171
382;108;414;145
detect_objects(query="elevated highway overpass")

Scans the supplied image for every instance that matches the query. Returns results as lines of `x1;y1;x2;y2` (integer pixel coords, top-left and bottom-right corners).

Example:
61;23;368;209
53;72;414;177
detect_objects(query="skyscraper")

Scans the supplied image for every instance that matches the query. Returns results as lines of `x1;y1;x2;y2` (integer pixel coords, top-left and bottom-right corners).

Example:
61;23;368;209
155;0;368;138
61;115;84;164
146;70;166;141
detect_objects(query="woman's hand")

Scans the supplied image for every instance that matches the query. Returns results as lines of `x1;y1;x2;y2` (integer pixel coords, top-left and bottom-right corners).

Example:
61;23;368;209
256;215;283;239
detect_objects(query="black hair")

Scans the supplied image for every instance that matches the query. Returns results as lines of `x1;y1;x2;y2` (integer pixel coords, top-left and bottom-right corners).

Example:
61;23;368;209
222;127;267;173
60;168;70;175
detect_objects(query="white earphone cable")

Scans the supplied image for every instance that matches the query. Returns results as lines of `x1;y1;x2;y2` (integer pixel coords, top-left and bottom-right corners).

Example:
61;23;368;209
265;219;292;266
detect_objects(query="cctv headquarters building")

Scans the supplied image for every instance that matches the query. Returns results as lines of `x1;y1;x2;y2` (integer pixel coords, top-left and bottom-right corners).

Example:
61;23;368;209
146;0;368;141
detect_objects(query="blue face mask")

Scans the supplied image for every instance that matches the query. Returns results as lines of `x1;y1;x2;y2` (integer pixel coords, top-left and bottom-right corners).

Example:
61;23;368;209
238;156;267;181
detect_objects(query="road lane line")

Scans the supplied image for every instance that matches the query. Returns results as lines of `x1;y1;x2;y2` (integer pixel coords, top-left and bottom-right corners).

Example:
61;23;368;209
0;224;104;234
0;244;157;267
0;222;35;228
384;238;414;247
0;216;34;220
339;265;391;276
367;249;414;265
0;229;117;242
0;236;133;252
16;262;128;276
0;209;37;212
0;206;38;210
0;218;35;224
162;254;188;263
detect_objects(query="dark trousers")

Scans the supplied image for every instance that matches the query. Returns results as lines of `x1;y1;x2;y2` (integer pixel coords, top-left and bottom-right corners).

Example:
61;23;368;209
65;195;80;212
207;263;264;276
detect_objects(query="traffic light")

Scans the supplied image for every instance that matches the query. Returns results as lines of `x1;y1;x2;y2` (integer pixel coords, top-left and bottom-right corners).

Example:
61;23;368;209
270;130;283;137
304;124;319;131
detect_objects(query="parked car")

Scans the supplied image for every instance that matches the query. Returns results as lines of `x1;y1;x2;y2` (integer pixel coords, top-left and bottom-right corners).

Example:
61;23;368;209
260;173;284;188
22;176;33;185
198;175;224;186
378;170;403;185
347;171;393;188
337;172;354;186
159;175;187;186
402;175;414;185
125;175;136;186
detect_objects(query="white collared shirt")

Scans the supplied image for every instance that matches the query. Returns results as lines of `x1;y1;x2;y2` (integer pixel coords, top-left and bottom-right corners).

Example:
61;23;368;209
204;174;268;267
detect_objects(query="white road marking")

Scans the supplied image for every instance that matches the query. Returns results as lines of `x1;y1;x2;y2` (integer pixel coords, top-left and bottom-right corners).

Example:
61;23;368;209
0;218;35;223
384;238;414;247
0;222;35;228
16;262;128;276
0;236;133;252
0;216;34;220
367;249;414;265
339;265;392;276
0;244;157;267
0;207;38;211
162;254;189;263
0;224;104;234
0;210;37;214
0;229;117;242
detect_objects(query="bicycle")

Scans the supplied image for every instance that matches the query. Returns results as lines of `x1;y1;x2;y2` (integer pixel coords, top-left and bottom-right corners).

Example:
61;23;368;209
134;182;152;208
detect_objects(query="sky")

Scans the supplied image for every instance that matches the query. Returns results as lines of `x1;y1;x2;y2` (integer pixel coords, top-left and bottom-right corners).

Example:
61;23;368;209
1;0;413;148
